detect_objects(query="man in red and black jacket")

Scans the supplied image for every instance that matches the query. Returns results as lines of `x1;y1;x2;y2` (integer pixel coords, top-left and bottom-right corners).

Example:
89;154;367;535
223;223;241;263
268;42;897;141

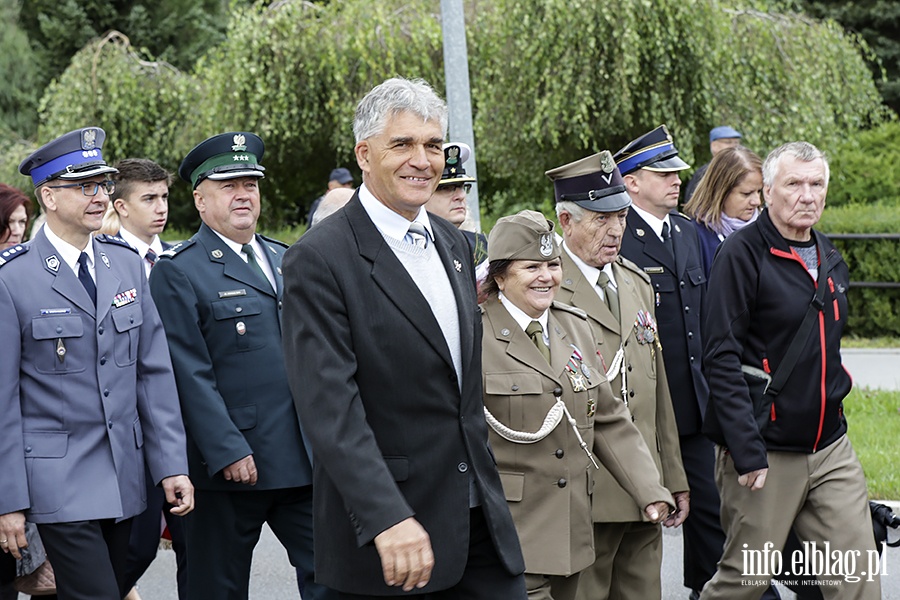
700;142;880;600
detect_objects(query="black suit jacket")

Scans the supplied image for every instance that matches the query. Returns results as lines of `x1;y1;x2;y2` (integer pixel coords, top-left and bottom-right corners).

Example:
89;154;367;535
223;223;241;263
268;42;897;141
281;195;524;594
620;211;710;435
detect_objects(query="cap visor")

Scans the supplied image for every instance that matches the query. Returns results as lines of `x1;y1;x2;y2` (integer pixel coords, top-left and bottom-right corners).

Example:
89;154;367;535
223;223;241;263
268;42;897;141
573;190;632;213
58;165;119;180
643;156;690;172
207;169;265;181
439;175;476;186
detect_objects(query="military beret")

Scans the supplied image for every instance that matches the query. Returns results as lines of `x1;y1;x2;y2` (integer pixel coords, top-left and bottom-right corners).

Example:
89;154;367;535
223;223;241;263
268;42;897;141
439;142;476;187
19;127;118;188
179;132;266;189
613;124;690;175
545;150;632;212
488;210;560;263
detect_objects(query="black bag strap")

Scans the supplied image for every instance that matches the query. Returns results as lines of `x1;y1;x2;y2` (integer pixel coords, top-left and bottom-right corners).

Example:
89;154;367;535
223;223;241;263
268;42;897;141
767;257;828;397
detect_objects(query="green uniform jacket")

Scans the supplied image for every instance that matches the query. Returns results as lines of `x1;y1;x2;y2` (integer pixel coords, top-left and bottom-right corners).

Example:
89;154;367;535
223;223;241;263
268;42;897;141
481;298;672;575
557;253;687;523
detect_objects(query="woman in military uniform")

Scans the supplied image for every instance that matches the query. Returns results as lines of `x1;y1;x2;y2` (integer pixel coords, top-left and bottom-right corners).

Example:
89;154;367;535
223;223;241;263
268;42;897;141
479;210;672;600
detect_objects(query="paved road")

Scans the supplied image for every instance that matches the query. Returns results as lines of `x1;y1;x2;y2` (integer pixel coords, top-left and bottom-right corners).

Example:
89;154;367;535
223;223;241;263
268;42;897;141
842;348;900;391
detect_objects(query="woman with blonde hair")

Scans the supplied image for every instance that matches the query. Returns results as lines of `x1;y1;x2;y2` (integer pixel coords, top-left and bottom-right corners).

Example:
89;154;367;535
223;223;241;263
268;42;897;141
683;146;762;276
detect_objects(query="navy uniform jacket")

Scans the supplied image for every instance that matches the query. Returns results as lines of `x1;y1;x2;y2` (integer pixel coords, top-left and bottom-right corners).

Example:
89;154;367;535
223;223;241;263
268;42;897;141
148;223;312;490
0;228;188;523
281;195;525;594
620;211;709;435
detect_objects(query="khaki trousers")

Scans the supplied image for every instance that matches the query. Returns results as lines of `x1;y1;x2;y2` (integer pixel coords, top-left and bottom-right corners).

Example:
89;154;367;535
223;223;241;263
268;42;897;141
701;435;881;600
525;572;580;600
574;521;662;600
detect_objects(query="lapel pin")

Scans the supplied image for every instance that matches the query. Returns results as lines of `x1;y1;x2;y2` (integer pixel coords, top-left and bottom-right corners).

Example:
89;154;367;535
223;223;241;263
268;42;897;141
674;223;681;233
211;249;224;259
276;267;282;276
636;228;645;237
453;259;462;272
100;253;110;268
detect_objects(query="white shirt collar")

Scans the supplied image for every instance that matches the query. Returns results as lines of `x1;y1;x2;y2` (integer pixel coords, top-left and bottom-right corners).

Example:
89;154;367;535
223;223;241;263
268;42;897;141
358;183;434;243
208;228;274;288
630;203;670;242
562;241;617;290
498;292;550;339
118;227;162;260
44;224;92;275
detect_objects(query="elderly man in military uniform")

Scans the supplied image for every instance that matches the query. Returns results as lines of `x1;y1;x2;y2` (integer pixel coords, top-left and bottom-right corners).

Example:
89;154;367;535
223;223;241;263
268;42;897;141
546;150;688;600
0;127;193;600
148;132;334;600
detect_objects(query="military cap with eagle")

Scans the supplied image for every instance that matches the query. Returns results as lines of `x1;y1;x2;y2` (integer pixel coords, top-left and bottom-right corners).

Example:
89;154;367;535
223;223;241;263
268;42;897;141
19;127;119;187
179;132;266;189
439;142;477;187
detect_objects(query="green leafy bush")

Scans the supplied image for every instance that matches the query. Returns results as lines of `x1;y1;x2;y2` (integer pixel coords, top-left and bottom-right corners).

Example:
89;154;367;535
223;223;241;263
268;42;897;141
824;120;900;207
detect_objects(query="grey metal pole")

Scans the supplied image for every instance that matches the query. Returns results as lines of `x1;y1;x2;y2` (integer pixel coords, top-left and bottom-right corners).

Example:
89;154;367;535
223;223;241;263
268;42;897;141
440;0;480;231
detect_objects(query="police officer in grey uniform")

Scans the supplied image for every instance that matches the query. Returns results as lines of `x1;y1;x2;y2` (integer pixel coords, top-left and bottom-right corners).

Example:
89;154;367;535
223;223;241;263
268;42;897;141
0;127;193;600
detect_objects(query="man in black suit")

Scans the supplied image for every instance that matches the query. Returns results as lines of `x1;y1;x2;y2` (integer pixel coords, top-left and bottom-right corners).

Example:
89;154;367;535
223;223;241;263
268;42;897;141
281;77;526;598
148;132;334;600
614;125;719;599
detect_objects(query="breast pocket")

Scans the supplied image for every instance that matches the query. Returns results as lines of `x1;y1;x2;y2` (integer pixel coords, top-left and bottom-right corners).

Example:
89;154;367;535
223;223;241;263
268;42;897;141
484;371;547;434
211;296;263;352
112;304;143;366
31;315;85;374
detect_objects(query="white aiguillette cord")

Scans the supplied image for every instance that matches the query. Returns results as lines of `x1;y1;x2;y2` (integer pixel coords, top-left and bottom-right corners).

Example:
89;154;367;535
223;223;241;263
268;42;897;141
484;400;600;469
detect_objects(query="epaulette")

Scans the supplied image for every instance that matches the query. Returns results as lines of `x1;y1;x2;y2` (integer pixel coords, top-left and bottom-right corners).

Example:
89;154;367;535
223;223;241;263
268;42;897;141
258;234;290;249
617;256;651;283
158;239;196;259
0;244;29;267
552;300;588;319
673;211;693;222
95;234;138;253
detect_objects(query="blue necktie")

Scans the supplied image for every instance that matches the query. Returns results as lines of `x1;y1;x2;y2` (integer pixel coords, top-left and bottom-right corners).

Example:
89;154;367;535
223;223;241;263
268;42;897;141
77;252;96;304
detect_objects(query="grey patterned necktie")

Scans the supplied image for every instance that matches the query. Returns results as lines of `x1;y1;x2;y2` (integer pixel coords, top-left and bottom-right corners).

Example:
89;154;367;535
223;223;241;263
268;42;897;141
597;271;619;322
406;222;429;249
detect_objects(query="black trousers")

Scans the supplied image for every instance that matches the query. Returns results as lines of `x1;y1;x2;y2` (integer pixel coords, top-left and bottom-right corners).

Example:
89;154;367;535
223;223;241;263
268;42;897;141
185;485;335;600
122;471;188;599
338;507;526;600
37;519;132;600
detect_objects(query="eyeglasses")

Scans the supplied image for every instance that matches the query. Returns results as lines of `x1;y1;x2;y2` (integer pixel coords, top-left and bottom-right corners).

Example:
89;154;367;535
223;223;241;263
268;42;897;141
440;183;473;193
48;180;116;197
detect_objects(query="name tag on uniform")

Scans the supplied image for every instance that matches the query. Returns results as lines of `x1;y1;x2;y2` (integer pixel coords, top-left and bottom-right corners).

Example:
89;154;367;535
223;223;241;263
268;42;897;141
113;288;138;308
643;266;664;274
40;308;72;315
218;289;247;298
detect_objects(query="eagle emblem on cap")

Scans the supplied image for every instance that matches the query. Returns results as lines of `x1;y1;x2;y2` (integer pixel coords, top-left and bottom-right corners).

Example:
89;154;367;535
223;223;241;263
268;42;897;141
600;151;616;174
540;234;553;257
232;134;247;152
447;146;460;165
82;128;97;150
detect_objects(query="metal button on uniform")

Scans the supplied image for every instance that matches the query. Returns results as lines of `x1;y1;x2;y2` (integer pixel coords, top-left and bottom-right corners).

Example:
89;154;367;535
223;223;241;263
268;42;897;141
629;390;635;397
690;356;695;362
553;387;563;398
100;357;106;365
687;332;693;339
555;448;564;459
98;326;104;334
104;389;110;397
684;306;690;313
107;420;113;429
511;385;519;391
627;364;633;372
56;326;62;333
129;316;134;324
557;478;567;488
278;301;283;309
25;446;32;454
235;306;243;313
680;281;685;288
457;462;468;473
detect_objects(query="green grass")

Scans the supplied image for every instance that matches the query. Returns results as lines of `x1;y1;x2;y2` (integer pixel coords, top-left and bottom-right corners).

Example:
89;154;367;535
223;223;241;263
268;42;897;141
842;336;900;349
844;388;900;500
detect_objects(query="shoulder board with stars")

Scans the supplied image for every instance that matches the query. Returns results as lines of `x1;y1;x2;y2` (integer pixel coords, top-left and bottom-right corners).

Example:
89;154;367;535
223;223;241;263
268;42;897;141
617;256;651;283
158;239;196;259
551;300;588;320
257;234;289;249
0;244;29;267
95;234;139;253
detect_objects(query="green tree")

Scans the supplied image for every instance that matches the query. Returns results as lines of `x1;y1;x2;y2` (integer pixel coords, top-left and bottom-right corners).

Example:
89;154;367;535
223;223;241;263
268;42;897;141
0;0;42;138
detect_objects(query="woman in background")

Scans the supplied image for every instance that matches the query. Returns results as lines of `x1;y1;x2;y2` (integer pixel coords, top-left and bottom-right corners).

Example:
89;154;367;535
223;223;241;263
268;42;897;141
683;146;762;276
0;184;32;250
